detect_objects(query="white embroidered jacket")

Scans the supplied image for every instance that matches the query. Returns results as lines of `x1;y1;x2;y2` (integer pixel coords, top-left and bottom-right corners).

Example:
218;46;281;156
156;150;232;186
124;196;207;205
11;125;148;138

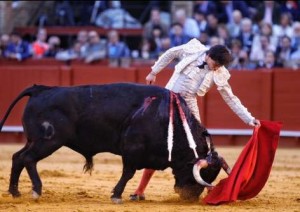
151;38;255;125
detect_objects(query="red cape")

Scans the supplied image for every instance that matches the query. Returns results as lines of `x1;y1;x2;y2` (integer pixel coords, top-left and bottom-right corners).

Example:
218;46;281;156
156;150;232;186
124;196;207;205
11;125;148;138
203;120;282;205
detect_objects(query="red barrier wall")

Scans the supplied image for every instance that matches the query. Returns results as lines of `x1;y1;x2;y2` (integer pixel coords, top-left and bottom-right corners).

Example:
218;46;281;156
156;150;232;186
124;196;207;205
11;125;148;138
0;65;62;125
272;70;300;130
0;60;299;146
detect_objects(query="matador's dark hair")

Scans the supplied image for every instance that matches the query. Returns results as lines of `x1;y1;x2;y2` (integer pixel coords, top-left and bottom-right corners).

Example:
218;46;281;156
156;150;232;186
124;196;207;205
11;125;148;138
207;45;233;67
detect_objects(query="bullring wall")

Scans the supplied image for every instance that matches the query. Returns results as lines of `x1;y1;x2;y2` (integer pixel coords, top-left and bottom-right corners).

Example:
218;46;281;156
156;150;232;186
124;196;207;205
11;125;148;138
0;59;299;146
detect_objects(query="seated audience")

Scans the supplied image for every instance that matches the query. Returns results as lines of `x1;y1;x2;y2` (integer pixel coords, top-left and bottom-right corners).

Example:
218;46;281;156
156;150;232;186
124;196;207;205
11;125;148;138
205;13;219;37
230;49;256;70
227;10;243;38
256;50;283;69
82;30;106;64
55;41;82;61
143;7;169;40
44;36;62;57
107;29;130;60
236;18;255;55
273;12;293;38
291;22;300;49
174;8;200;38
76;30;89;56
169;22;191;47
0;34;10;57
275;35;297;67
3;32;31;61
31;28;49;59
95;1;141;29
193;10;207;33
250;35;274;64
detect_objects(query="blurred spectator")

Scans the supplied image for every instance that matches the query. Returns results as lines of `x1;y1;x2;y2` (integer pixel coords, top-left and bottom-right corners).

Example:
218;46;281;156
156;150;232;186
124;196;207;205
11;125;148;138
255;1;282;25
232;49;256;70
32;28;49;59
107;29;130;60
291;22;300;49
236;18;255;54
205;13;219;37
88;1;108;25
250;35;274;64
0;34;10;57
54;1;75;26
217;24;231;47
256;50;283;69
216;1;250;24
280;0;300;22
169;22;191;47
227;10;243;38
44;36;62;57
174;8;200;38
254;22;278;51
139;39;156;60
76;30;89;56
275;35;297;67
95;1;141;29
82;30;106;64
148;25;164;55
156;37;171;57
56;41;82;61
290;47;300;69
208;36;224;48
198;31;209;46
193;10;207;33
273;12;294;38
228;39;242;68
193;1;217;16
143;7;169;40
3;32;31;61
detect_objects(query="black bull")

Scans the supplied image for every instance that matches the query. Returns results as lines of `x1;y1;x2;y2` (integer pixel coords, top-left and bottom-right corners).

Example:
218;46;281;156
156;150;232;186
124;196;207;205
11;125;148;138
0;83;222;202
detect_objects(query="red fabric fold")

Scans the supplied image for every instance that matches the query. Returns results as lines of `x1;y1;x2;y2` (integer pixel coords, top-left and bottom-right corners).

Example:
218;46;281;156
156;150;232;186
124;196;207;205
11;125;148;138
203;120;282;205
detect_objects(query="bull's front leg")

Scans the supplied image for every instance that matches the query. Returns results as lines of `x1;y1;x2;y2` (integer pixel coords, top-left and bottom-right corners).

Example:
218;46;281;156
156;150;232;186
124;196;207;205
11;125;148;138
111;167;136;204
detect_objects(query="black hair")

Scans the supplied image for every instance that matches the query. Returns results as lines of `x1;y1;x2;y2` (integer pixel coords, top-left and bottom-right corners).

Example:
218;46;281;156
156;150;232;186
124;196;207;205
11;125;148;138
207;45;233;66
171;22;183;28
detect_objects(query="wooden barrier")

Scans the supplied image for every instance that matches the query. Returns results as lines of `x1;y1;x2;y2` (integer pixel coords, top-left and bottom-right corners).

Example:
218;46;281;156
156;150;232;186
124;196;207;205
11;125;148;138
71;65;137;85
0;59;299;146
272;69;300;130
0;65;62;125
14;27;143;37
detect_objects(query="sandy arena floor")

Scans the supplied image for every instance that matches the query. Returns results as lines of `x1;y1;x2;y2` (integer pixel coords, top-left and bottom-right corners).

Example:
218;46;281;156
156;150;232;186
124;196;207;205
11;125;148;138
0;144;299;212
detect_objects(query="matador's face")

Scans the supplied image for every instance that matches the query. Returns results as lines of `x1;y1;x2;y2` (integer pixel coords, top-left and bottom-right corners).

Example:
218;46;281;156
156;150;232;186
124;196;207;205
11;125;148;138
205;55;221;71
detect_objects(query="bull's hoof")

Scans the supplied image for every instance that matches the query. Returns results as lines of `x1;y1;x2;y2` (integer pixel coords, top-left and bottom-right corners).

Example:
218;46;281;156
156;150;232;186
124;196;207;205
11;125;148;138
129;194;145;201
111;197;123;204
32;191;40;199
8;189;21;198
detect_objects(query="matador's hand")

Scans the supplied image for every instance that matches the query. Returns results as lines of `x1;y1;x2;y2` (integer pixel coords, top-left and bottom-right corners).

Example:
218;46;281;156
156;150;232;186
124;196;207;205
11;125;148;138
253;119;260;127
146;72;156;85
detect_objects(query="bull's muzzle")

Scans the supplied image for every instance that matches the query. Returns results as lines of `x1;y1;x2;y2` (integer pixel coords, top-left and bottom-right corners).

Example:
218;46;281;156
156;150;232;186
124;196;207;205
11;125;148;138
193;156;231;187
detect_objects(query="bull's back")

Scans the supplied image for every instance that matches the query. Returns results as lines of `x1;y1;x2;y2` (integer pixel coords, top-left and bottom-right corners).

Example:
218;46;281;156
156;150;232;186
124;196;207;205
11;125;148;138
22;83;169;155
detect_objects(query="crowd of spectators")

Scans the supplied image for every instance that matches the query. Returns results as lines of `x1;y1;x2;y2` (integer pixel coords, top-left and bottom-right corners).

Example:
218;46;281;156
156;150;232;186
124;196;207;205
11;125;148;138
1;0;300;70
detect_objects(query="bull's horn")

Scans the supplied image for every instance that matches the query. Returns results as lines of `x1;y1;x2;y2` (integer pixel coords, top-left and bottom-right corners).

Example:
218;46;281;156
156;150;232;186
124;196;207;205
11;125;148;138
192;159;213;187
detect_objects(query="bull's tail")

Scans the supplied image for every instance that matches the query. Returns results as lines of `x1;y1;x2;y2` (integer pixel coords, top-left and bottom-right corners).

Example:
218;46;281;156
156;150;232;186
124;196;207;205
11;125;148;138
0;84;51;132
83;156;94;175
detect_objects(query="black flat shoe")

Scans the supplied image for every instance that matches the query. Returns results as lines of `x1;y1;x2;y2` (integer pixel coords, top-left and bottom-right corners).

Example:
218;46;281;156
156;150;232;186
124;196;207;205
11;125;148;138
129;194;145;201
